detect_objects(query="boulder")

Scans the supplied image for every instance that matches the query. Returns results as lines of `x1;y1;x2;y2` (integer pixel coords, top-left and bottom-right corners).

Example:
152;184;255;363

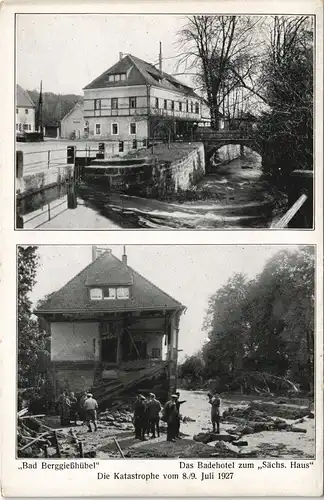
193;432;237;444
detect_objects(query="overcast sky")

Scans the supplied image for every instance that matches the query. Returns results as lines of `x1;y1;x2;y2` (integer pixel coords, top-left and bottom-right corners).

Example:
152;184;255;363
16;14;191;95
29;245;297;360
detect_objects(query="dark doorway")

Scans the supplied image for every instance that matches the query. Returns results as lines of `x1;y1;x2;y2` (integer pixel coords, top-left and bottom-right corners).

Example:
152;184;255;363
101;337;117;363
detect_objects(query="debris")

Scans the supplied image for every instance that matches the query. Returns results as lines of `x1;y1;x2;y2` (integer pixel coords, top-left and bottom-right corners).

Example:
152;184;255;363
113;438;125;458
193;432;237;444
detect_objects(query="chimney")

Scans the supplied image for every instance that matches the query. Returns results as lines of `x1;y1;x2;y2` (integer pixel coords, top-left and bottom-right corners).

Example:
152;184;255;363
159;41;162;75
119;52;123;61
92;246;111;261
122;245;127;265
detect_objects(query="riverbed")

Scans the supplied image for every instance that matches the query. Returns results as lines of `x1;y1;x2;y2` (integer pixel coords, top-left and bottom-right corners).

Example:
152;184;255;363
17;144;287;229
51;390;315;459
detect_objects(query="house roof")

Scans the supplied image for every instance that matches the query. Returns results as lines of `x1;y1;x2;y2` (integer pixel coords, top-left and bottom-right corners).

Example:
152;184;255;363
16;84;35;108
84;53;200;99
60;102;84;122
35;251;183;315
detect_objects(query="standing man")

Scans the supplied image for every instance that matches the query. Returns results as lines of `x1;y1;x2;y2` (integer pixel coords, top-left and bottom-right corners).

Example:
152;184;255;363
69;392;78;425
208;392;221;434
163;394;179;442
57;390;71;426
133;394;146;440
83;393;98;432
79;391;88;424
175;391;187;439
147;393;162;438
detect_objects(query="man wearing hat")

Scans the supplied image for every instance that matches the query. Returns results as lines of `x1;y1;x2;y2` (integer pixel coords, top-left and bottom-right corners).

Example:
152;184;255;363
175;391;187;439
83;393;98;432
147;393;162;438
163;394;179;442
133;394;147;440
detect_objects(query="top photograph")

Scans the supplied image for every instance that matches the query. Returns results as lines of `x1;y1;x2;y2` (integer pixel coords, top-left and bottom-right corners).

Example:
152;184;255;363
15;14;314;230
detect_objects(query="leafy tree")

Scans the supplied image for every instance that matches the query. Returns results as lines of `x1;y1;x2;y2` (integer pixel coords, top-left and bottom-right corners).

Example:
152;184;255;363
18;246;50;398
178;353;205;383
202;247;315;392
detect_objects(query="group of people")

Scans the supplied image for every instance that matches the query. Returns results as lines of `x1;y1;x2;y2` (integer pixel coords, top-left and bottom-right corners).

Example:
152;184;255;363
57;390;98;432
133;391;186;442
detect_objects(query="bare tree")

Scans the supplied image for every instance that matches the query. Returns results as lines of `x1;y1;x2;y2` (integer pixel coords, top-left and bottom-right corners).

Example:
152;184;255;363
177;16;262;129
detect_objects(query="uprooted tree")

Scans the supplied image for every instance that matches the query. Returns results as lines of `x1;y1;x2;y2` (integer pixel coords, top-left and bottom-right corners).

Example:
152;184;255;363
18;246;51;407
202;246;314;393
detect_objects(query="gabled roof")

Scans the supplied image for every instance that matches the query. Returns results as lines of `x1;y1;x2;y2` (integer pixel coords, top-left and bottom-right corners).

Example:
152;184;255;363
16;84;35;108
35;251;183;315
84;53;200;99
60;102;84;122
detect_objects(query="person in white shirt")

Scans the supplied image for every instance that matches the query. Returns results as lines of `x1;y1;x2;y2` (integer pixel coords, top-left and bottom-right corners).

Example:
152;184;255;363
83;393;98;432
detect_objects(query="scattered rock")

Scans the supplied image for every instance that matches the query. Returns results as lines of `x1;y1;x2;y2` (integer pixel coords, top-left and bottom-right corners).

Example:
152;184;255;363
232;440;248;447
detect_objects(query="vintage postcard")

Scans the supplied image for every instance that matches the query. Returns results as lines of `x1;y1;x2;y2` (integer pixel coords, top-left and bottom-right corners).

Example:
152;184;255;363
0;0;323;497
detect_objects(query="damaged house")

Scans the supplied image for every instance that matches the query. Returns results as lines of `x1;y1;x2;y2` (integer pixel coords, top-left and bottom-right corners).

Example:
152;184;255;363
35;248;185;404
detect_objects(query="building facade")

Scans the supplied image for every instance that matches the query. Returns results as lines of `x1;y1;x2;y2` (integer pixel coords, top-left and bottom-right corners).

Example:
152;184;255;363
83;53;204;143
16;84;35;134
60;102;85;139
35;248;184;402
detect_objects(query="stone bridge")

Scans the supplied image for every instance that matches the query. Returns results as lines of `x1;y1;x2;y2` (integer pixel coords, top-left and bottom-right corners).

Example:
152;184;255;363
193;129;265;165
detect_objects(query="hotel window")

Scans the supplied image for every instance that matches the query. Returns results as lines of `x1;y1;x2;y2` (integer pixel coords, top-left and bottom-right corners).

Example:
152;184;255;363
129;97;137;109
103;287;117;300
90;288;103;300
117;287;130;299
164;99;167;110
195;102;199;114
171;100;175;111
179;102;182;112
190;102;193;113
24;124;28;130
111;123;119;135
108;75;114;82
111;98;118;109
155;97;159;109
186;100;189;113
16;108;18;114
95;123;101;135
94;99;101;110
28;124;32;130
16;124;19;131
115;74;121;82
25;109;28;114
130;123;136;135
120;73;126;81
152;348;161;358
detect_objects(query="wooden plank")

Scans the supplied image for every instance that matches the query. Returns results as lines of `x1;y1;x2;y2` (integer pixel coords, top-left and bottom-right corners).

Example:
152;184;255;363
19;432;50;452
271;194;307;229
113;438;125;458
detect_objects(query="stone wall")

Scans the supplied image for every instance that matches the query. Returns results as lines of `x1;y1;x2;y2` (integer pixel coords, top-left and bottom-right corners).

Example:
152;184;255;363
124;143;205;199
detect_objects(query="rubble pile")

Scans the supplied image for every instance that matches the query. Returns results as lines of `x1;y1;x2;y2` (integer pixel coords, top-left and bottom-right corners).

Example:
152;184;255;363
191;400;313;459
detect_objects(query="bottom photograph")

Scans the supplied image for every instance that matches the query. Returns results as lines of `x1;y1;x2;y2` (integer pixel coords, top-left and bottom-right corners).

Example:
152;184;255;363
17;244;315;460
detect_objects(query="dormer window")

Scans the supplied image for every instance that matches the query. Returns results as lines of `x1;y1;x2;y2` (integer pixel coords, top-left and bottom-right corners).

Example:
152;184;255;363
108;73;126;82
89;286;130;300
117;287;130;299
90;288;103;300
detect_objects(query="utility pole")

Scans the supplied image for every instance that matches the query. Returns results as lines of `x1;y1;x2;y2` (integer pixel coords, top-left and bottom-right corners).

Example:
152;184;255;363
159;41;162;76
